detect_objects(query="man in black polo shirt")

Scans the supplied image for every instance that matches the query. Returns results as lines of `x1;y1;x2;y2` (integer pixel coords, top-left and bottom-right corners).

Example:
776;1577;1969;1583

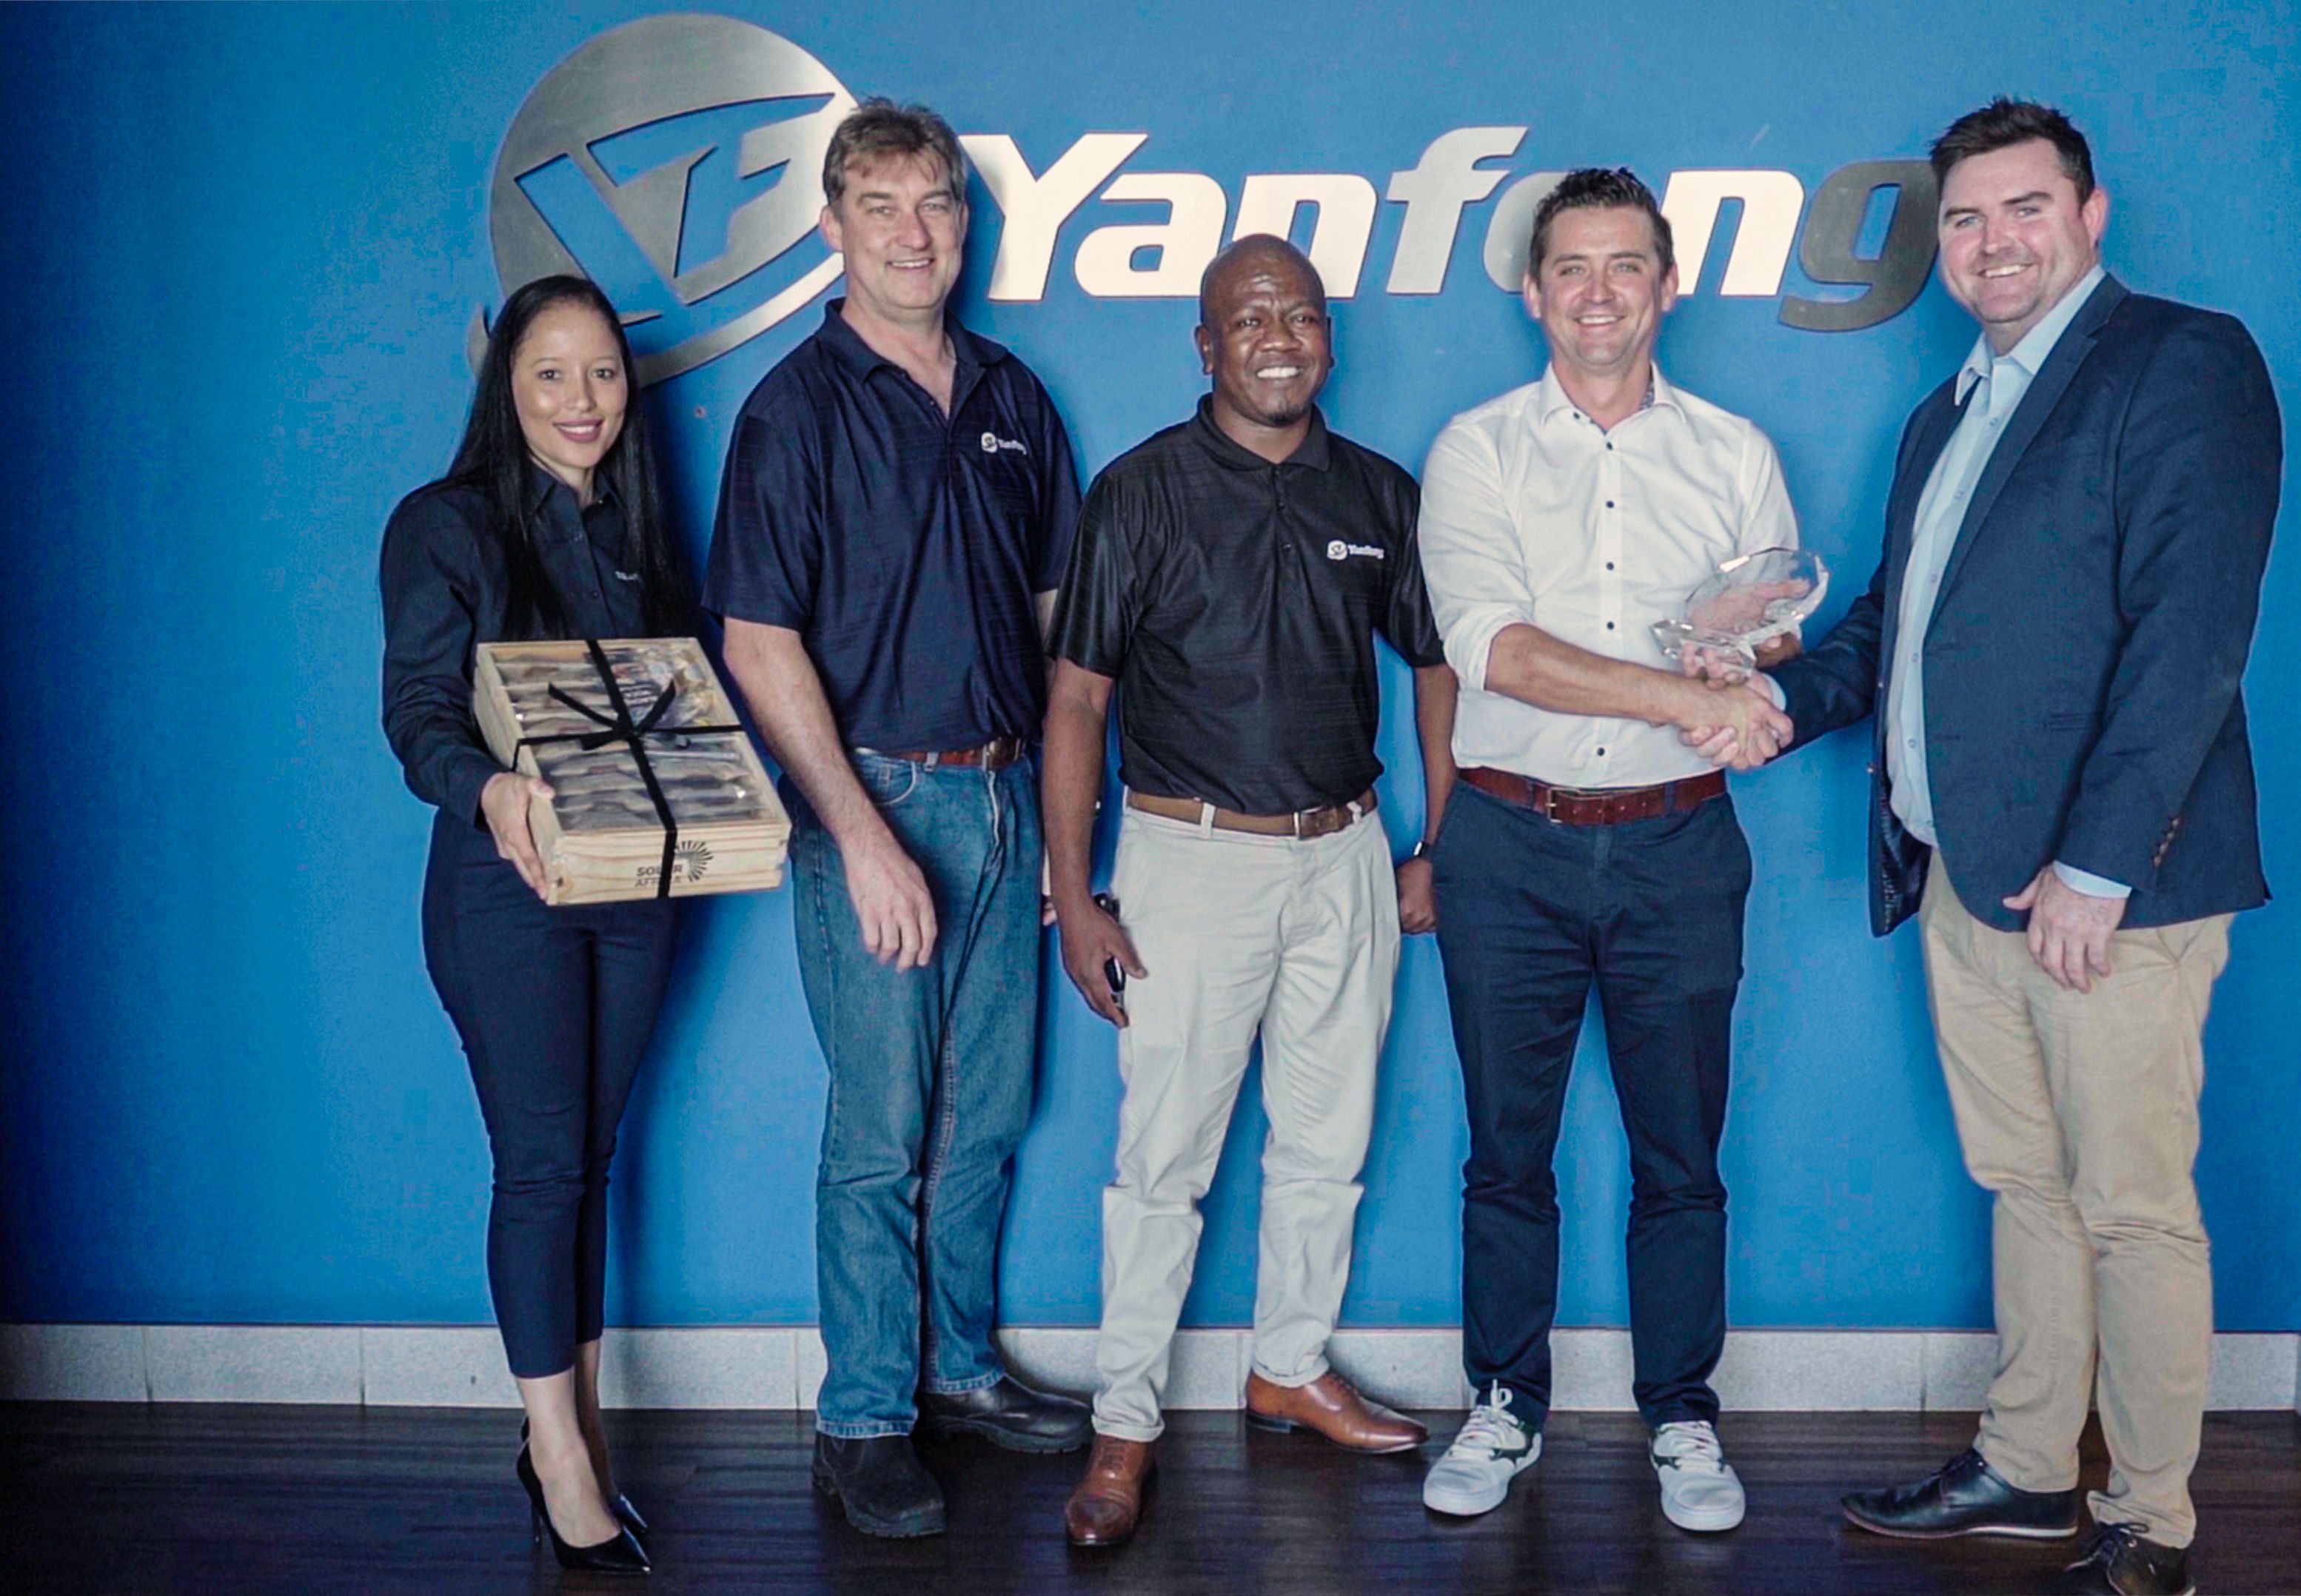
1045;238;1458;1547
707;99;1089;1540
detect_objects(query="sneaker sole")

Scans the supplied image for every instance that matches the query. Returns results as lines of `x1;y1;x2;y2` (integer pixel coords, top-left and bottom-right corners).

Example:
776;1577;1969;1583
1422;1455;1539;1517
919;1415;1091;1455
1661;1498;1746;1533
810;1462;948;1538
1838;1503;2079;1541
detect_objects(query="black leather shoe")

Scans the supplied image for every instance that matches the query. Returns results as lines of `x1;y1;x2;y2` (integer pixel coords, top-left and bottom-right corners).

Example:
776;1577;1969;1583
918;1375;1093;1454
810;1433;946;1538
1841;1449;2080;1539
2049;1523;2195;1595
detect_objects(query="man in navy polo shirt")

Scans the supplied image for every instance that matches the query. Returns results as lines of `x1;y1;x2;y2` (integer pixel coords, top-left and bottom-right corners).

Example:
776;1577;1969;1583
706;98;1089;1539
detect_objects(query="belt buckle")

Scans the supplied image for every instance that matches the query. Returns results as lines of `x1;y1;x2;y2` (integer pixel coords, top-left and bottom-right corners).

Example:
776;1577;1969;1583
1536;782;1561;822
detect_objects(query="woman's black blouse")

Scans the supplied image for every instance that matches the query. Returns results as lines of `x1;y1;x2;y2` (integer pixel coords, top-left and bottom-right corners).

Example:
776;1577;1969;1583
381;471;654;825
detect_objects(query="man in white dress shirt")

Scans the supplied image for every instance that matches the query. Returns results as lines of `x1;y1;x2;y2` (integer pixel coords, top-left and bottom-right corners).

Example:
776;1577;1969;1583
1413;167;1798;1532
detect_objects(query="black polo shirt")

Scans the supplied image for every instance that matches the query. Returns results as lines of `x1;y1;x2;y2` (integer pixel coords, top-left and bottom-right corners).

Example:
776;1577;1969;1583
1051;399;1446;816
703;301;1080;751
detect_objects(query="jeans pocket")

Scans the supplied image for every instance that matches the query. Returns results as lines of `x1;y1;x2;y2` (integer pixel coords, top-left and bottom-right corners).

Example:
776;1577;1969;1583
851;751;921;810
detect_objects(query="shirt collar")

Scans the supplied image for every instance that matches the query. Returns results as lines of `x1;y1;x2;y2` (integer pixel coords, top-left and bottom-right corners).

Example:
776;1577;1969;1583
523;460;616;526
1188;394;1333;471
814;298;1011;379
1955;262;2108;402
1532;363;1677;426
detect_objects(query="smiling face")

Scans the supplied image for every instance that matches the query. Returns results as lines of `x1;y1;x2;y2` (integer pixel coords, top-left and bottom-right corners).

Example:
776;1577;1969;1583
1524;204;1678;389
820;151;967;332
510;299;627;502
1937;137;2108;352
1195;244;1333;446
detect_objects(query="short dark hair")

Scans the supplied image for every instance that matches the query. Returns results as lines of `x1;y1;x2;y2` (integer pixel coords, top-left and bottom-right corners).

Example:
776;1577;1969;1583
1197;235;1326;330
821;98;968;208
1527;167;1675;279
1930;98;2094;203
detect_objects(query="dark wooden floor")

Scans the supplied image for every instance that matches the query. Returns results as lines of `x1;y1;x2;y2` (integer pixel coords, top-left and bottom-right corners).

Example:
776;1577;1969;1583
2;1404;2296;1595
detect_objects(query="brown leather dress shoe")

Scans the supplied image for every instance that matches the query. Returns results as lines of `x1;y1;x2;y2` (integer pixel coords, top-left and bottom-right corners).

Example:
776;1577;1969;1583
1243;1370;1428;1454
1065;1434;1156;1547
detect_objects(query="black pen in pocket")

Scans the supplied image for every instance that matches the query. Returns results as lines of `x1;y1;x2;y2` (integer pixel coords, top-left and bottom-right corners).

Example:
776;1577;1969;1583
1092;892;1126;1006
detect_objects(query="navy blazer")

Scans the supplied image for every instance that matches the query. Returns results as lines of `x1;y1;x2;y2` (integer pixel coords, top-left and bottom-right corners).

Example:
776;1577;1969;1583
1772;275;2280;935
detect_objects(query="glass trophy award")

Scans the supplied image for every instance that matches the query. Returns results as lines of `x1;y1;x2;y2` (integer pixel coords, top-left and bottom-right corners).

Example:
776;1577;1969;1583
1650;547;1829;681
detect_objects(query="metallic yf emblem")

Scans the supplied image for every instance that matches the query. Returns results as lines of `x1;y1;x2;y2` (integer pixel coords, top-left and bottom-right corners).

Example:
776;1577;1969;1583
477;14;856;384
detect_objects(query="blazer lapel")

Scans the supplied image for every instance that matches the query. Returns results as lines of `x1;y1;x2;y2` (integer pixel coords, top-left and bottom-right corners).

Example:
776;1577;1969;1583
1878;380;1966;662
1932;275;2127;611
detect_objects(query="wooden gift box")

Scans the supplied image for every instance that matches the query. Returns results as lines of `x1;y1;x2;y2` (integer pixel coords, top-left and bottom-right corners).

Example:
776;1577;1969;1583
472;638;789;905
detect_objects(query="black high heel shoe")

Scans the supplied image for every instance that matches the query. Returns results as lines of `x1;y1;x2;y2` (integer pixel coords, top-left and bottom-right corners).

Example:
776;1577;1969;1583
521;1419;649;1538
515;1446;651;1575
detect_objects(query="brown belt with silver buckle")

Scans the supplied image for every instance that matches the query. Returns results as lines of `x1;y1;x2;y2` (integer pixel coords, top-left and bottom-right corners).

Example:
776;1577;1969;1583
864;734;1031;771
1126;788;1379;839
1459;766;1724;826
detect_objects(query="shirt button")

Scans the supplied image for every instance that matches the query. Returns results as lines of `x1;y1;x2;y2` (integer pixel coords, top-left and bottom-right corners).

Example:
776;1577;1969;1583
1596;746;1607;756
1606;500;1615;509
1605;621;1615;630
1605;562;1615;571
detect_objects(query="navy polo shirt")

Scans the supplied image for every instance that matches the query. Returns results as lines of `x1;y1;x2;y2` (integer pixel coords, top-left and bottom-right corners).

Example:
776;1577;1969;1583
704;301;1081;751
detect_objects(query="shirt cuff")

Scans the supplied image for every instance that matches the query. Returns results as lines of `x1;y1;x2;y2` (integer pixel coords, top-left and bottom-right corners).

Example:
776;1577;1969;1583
2052;860;2132;899
447;748;508;830
1441;606;1535;696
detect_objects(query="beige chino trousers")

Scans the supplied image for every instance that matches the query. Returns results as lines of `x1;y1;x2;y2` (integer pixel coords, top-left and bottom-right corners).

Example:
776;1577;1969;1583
1090;803;1400;1441
1920;853;2230;1546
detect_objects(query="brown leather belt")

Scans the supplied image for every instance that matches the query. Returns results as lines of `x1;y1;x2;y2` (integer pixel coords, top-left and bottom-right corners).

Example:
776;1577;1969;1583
1126;788;1378;839
863;734;1031;771
1459;766;1724;826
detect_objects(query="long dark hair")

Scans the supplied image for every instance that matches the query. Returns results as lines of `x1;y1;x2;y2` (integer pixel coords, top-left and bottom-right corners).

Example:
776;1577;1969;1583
446;275;688;639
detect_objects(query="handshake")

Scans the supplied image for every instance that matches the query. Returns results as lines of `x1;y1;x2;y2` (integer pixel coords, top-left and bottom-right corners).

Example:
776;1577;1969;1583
1672;636;1796;772
1652;550;1824;774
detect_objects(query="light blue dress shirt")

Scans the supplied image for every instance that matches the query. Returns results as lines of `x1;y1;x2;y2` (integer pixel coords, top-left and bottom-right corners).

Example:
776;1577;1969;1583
1882;264;2128;899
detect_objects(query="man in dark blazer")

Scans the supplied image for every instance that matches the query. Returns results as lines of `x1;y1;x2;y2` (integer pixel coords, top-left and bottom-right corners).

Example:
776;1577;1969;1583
1744;101;2279;1596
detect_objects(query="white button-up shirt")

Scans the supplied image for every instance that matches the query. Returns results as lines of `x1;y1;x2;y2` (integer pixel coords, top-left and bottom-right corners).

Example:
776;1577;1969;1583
1419;366;1800;788
1886;264;2125;897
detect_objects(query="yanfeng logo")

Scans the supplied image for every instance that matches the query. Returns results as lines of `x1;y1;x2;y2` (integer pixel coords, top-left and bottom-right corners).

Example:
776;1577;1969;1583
489;18;1942;385
478;13;854;383
1327;541;1384;561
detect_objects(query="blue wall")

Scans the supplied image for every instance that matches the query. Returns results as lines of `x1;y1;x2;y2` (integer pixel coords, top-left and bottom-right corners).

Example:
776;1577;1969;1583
1;1;2294;1334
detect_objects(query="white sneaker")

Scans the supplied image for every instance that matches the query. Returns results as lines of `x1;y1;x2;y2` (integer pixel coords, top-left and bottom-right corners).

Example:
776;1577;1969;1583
1651;1419;1745;1532
1421;1384;1541;1517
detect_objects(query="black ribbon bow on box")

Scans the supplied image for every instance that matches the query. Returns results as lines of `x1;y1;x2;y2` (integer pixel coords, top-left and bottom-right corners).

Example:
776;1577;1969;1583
512;639;743;899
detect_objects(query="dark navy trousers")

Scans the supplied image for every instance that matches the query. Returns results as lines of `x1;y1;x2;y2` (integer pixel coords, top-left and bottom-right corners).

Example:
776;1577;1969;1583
421;813;677;1379
1432;783;1749;1432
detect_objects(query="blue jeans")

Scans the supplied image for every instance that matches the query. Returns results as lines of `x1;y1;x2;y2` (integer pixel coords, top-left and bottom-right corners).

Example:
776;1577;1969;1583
788;751;1042;1438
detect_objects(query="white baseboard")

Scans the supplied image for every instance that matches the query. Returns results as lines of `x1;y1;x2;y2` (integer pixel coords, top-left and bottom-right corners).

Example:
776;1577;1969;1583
5;1324;2297;1412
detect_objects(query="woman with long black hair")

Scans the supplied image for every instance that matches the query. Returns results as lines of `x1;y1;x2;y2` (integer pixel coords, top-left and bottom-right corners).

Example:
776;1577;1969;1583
381;275;687;1575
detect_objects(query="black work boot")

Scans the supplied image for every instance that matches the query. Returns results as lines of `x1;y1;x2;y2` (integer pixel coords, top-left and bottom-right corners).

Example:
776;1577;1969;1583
810;1433;946;1538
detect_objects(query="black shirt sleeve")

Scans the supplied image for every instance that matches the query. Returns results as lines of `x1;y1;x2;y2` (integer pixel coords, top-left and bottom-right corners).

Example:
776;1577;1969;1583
703;383;825;630
1030;378;1083;595
1378;470;1448;668
378;489;504;826
1049;466;1142;678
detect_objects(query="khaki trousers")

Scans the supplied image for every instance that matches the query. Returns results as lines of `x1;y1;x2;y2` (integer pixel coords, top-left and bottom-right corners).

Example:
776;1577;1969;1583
1920;853;2229;1546
1091;804;1399;1441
